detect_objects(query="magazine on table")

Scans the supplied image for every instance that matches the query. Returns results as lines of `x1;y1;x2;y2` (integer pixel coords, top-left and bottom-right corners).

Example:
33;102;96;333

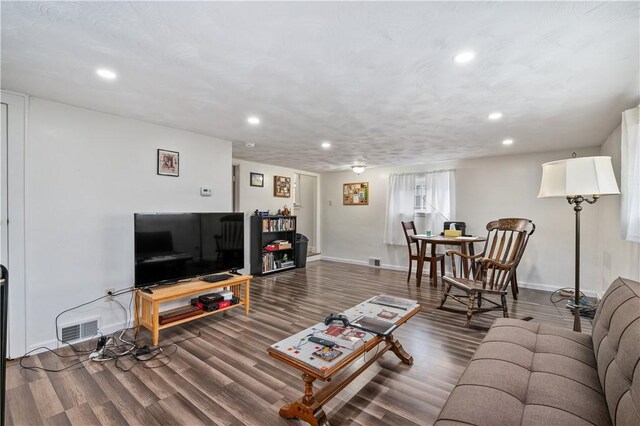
317;325;367;350
369;294;417;310
350;316;398;336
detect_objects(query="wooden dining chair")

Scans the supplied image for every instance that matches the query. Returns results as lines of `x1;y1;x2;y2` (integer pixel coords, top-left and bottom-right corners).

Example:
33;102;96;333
401;221;445;286
439;218;535;327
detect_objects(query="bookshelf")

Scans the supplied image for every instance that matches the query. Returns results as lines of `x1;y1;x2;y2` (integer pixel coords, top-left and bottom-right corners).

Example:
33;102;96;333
250;215;297;275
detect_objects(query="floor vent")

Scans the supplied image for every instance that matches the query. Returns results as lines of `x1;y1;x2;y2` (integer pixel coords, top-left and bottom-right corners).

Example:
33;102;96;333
59;319;99;344
369;257;381;267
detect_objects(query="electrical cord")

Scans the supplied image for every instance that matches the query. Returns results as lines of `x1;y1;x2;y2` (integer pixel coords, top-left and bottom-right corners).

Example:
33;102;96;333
54;286;135;351
549;287;586;304
21;286;200;373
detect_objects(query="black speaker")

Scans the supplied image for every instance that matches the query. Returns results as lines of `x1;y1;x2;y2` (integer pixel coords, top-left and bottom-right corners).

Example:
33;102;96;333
0;265;7;426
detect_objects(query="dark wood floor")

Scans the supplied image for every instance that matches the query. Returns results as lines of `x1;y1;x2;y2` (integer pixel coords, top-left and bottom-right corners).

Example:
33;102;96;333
5;260;587;426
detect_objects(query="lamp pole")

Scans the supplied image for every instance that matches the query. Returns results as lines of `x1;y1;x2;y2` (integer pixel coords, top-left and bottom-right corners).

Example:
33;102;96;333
567;194;598;333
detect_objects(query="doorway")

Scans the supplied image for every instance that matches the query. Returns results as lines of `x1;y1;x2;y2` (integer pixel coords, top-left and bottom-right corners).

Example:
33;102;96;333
1;91;27;358
294;173;318;254
232;164;240;212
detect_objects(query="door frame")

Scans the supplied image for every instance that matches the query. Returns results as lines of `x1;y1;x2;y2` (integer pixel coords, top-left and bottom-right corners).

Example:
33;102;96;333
1;91;27;358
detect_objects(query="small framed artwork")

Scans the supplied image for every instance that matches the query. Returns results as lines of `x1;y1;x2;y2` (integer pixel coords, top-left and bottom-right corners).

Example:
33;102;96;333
274;175;291;198
343;182;369;205
250;172;264;187
157;149;179;177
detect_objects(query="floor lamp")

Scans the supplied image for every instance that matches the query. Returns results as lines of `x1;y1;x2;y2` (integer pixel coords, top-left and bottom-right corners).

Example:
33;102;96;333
538;155;619;332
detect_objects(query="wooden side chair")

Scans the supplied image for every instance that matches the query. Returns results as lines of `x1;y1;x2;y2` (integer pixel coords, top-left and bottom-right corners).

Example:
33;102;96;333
439;218;535;327
401;221;445;286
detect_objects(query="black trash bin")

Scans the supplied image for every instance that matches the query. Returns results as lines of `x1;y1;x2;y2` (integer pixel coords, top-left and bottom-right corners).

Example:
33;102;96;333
295;234;309;268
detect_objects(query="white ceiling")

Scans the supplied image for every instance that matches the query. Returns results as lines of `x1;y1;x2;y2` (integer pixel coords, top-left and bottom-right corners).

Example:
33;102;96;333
2;2;638;173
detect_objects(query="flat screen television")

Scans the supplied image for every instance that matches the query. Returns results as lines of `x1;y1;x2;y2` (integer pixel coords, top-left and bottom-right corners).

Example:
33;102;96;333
134;212;244;287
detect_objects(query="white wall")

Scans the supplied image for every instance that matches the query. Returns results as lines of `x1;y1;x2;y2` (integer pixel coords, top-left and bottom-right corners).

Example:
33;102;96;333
321;147;604;293
233;158;321;271
598;125;640;295
25;98;232;350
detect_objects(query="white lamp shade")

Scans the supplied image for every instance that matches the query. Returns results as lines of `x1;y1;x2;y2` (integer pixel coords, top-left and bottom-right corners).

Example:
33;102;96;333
538;156;620;198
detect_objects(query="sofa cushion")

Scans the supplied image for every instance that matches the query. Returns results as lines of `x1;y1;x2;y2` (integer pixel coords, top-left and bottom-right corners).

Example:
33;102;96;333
436;318;611;426
591;277;640;425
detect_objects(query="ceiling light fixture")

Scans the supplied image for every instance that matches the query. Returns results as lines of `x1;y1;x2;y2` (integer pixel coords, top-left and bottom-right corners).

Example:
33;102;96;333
247;116;261;125
351;165;366;174
96;68;117;80
453;51;475;64
502;138;514;145
321;141;331;149
246;143;255;148
488;112;503;120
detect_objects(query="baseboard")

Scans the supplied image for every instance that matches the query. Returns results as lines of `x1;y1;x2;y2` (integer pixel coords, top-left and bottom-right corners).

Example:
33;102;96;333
307;254;322;262
320;255;408;272
319;255;598;297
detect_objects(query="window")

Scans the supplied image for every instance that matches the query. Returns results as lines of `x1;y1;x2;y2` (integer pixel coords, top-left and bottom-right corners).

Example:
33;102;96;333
414;176;432;216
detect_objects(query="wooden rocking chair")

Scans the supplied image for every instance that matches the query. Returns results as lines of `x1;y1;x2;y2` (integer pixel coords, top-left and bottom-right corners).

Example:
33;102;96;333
440;218;535;327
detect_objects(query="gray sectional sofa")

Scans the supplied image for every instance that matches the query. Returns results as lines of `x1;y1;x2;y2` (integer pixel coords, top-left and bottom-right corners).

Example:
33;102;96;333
435;277;640;426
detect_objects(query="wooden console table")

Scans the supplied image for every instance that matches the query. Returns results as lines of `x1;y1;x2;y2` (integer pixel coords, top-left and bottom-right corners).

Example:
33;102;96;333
134;274;251;345
267;296;421;426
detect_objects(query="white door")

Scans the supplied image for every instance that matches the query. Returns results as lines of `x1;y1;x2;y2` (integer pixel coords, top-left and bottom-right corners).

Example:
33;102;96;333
1;92;27;358
294;174;318;253
1;104;7;264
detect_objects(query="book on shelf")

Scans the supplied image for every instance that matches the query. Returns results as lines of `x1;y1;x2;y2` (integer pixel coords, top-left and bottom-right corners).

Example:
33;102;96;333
262;217;295;232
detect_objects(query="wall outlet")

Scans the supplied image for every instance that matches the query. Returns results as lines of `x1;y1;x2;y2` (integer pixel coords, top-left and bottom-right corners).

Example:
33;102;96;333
105;288;115;300
369;257;381;267
200;186;212;196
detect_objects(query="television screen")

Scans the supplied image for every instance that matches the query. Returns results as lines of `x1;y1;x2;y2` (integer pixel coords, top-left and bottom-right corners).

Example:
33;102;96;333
134;212;244;287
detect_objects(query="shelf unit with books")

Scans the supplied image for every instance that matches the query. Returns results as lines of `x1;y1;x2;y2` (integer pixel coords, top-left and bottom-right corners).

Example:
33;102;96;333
250;215;297;275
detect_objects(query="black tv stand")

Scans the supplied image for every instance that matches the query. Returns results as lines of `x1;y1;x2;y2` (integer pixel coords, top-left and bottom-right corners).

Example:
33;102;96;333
229;269;242;275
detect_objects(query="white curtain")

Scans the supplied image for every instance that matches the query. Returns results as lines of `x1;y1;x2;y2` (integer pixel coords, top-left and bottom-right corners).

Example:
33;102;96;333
621;106;640;243
384;173;416;245
424;170;456;234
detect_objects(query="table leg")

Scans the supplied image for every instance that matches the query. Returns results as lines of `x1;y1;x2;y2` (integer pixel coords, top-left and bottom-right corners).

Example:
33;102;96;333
152;301;160;346
133;291;140;335
279;373;329;426
416;240;427;287
244;280;250;316
387;335;413;365
430;243;438;287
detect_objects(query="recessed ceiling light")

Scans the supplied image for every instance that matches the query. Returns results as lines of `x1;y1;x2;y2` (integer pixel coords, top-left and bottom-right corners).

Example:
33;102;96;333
502;138;514;145
321;141;331;149
96;68;117;80
453;51;475;64
247;116;261;125
488;112;503;120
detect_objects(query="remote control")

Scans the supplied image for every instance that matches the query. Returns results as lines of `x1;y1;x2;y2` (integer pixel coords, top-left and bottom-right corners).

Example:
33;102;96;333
308;336;336;347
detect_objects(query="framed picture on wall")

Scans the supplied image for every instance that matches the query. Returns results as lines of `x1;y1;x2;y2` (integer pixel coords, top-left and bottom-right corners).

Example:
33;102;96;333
250;172;264;187
157;149;179;177
274;176;291;197
343;182;369;205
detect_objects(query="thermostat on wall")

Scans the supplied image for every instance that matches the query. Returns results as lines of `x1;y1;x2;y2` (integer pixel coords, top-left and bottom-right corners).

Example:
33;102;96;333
200;186;212;196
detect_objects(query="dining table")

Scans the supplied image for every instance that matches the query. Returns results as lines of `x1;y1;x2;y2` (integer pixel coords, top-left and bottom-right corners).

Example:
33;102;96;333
411;234;487;287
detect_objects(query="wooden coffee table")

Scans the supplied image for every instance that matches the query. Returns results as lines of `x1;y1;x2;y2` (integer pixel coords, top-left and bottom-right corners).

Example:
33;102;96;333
267;296;421;426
